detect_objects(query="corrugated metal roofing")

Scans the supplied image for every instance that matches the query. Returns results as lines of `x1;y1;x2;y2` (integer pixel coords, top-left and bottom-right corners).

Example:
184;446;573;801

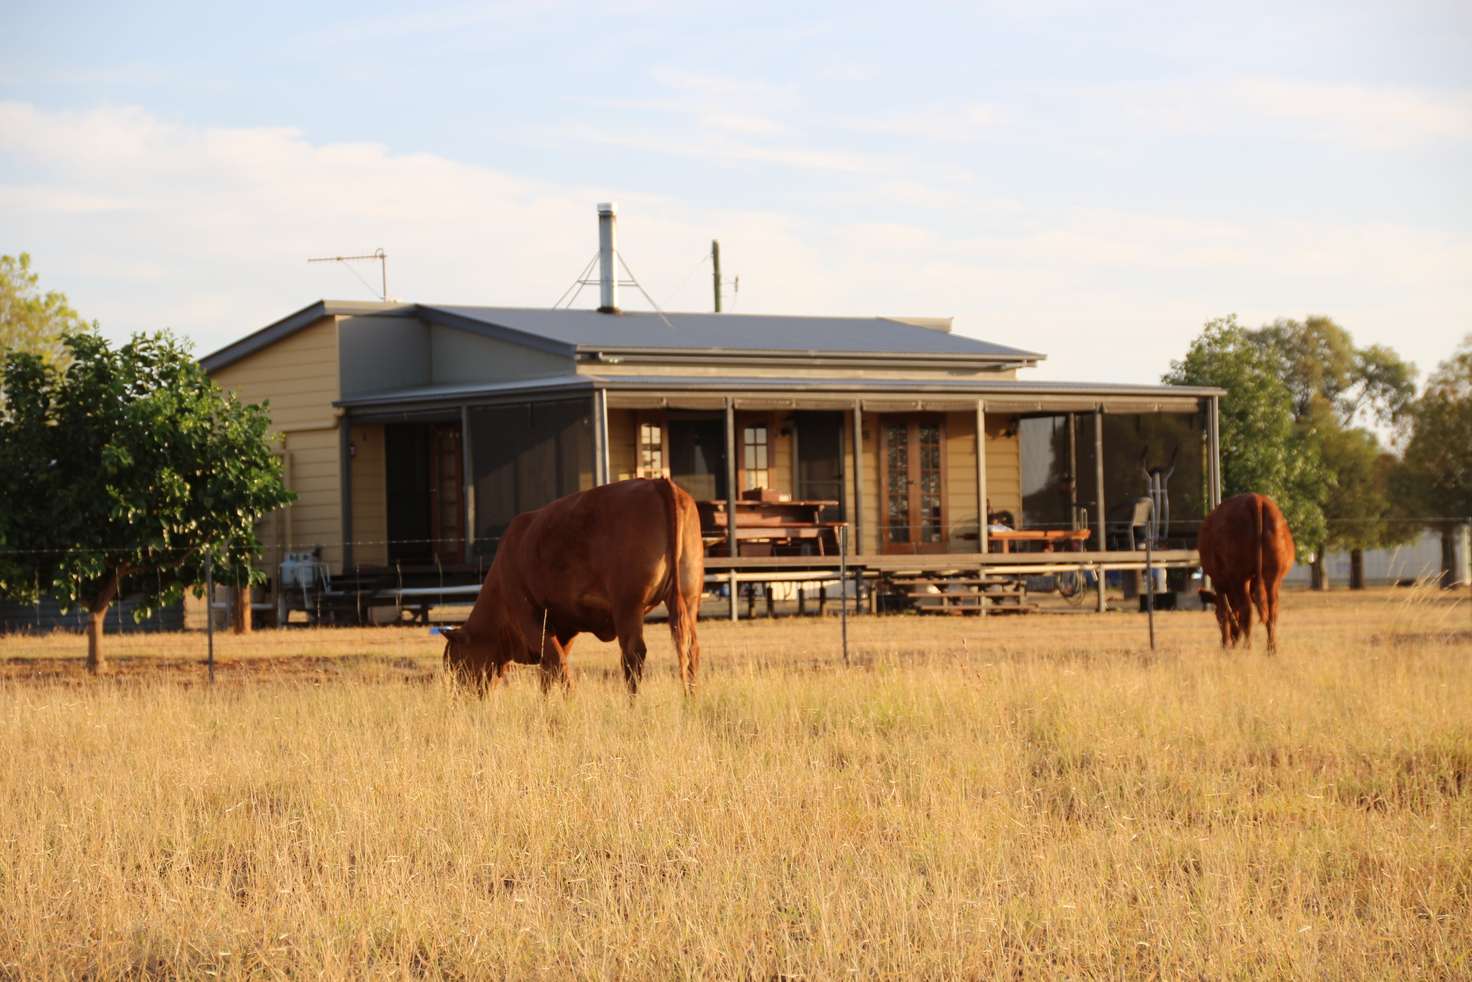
422;305;1041;360
334;372;1223;410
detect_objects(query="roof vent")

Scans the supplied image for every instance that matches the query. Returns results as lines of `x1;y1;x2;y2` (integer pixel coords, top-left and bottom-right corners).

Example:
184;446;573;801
597;202;619;313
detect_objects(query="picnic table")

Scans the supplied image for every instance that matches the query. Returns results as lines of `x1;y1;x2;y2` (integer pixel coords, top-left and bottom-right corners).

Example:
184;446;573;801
697;498;846;557
987;528;1092;554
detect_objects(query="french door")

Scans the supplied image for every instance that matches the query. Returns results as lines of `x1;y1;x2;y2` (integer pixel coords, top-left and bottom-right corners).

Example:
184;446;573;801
879;415;947;553
429;424;464;563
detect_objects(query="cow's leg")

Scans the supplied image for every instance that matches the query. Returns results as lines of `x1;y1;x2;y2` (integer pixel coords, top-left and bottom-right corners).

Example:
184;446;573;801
615;609;648;695
539;636;572;694
1264;580;1281;653
1211;591;1232;648
1231;581;1254;649
486;658;510;692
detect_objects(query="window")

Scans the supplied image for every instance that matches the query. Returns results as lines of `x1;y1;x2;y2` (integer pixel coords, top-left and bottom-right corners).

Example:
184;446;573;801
742;424;769;490
638;421;664;478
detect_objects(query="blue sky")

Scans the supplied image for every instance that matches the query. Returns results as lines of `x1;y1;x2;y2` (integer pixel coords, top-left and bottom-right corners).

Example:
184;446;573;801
2;1;1468;384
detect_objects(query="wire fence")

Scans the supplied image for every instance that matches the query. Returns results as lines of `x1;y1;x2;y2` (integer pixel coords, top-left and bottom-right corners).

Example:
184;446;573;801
1;516;1467;677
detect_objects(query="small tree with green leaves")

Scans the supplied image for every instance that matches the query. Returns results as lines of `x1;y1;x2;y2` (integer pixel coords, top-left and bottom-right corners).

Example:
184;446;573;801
0;331;292;671
0;253;96;368
1163;315;1327;551
1395;335;1472;587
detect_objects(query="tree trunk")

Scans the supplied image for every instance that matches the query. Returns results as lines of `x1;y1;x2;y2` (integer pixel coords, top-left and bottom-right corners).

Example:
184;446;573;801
1348;549;1365;590
1442;526;1457;590
86;571;121;674
233;584;252;634
1310;552;1329;591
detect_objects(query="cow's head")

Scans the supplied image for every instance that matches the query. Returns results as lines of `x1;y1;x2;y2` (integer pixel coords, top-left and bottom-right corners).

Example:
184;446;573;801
441;625;493;688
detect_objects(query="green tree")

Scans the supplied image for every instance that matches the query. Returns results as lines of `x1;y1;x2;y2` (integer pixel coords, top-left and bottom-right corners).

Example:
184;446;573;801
1306;402;1402;587
1164;315;1327;551
1396;335;1472;587
0;253;96;367
1251;317;1419;587
0;331;293;671
1252;315;1417;425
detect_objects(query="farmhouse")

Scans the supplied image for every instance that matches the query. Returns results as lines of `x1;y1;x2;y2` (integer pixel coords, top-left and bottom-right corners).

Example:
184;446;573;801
202;207;1224;618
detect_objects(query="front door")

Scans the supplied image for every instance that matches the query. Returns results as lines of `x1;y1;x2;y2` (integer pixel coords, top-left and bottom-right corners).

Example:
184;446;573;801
429;424;464;563
879;415;947;553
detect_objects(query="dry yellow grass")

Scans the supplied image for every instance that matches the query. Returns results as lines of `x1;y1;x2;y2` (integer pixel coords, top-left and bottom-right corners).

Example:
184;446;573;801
1;587;1468;978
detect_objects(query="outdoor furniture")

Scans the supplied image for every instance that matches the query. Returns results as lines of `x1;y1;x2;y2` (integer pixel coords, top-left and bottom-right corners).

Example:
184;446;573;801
698;498;846;557
987;528;1092;554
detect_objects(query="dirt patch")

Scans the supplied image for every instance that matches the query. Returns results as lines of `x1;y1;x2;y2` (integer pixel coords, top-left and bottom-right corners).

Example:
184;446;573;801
0;653;437;687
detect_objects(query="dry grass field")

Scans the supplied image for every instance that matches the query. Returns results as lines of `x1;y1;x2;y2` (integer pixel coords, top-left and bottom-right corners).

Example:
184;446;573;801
1;587;1468;978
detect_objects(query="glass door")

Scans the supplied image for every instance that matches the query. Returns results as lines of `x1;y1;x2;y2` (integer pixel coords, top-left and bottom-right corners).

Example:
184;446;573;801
879;415;946;553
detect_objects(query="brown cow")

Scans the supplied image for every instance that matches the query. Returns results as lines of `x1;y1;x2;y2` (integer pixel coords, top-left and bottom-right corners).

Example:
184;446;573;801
1197;493;1295;652
442;478;704;695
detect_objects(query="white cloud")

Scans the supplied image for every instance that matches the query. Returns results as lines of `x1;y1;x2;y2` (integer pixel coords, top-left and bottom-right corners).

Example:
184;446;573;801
1229;78;1472;148
1101;76;1472;150
0;100;1466;385
837;103;1007;142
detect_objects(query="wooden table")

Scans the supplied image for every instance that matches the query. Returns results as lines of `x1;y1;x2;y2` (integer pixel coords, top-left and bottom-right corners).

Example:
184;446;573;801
698;499;846;557
987;528;1092;554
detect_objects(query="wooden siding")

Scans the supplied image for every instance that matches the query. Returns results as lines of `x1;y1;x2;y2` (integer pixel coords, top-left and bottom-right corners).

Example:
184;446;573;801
608;409;637;481
859;416;879;554
945;411;979;553
210;315;344;569
349;424;387;567
984;414;1022;521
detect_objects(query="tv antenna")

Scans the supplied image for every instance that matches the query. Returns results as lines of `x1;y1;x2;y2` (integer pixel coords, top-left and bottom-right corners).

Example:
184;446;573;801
307;248;387;300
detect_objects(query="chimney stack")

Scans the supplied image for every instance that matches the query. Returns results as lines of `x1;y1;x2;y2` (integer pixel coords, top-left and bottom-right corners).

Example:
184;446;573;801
597;202;619;313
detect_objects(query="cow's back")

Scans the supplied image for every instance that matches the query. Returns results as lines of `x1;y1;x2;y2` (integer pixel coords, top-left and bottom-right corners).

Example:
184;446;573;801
1198;493;1263;586
498;479;689;630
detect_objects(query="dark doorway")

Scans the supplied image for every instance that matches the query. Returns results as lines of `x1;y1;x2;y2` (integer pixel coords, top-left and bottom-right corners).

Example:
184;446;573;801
796;412;845;521
429;425;464;564
385;421;464;565
667;414;728;502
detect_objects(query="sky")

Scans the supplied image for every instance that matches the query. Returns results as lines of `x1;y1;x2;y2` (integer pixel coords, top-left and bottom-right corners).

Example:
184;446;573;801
1;1;1469;385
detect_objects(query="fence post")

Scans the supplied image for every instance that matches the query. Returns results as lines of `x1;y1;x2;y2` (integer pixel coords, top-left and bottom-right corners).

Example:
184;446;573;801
1145;539;1156;651
840;524;849;666
205;553;215;685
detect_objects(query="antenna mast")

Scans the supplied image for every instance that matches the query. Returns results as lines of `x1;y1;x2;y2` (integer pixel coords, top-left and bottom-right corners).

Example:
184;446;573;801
307;248;388;300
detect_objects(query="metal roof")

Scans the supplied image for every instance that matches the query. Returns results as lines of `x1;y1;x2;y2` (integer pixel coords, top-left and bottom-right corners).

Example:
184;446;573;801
335;372;1222;411
201;300;1044;373
420;305;1040;361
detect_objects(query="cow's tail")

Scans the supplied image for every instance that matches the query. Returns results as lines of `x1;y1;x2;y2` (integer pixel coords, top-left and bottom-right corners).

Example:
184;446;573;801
657;478;696;691
1253;495;1268;621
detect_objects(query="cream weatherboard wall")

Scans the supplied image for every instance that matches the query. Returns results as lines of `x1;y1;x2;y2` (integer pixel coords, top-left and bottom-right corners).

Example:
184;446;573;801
348;424;388;567
209;315;344;570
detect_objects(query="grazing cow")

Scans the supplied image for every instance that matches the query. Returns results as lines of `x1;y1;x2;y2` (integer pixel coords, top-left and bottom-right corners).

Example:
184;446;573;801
442;478;704;695
1197;493;1295;652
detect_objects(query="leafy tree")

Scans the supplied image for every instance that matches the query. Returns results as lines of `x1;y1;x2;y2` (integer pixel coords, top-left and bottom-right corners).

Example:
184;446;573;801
1395;335;1472;586
0;332;293;671
0;253;96;367
1163;315;1327;551
1252;315;1417;425
1251;318;1419;586
1307;402;1403;586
